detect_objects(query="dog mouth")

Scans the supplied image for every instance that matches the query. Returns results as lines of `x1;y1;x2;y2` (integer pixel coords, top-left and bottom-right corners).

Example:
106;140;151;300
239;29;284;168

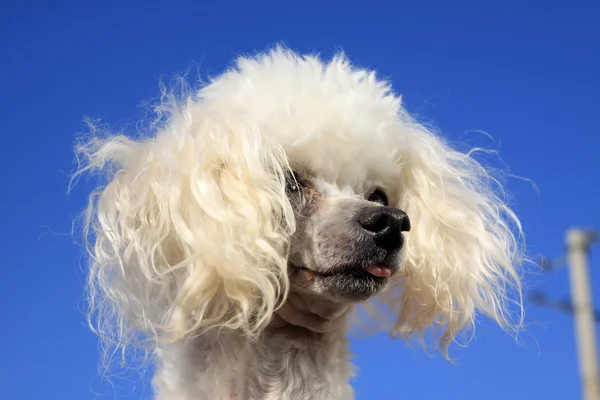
291;261;398;300
294;263;396;280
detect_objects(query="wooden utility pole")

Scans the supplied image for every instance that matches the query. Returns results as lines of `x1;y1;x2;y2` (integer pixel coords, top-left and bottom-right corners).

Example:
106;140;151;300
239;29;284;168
567;228;600;400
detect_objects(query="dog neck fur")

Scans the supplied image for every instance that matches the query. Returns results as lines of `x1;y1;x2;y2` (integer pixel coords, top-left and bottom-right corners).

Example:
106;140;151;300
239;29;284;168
274;290;352;333
153;299;356;400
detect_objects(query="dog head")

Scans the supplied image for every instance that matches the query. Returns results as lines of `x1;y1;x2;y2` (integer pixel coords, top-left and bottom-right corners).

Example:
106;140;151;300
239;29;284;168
76;47;524;357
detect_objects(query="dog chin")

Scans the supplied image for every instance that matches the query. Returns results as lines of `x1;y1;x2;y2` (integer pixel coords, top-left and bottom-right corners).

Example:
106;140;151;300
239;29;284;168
294;264;395;301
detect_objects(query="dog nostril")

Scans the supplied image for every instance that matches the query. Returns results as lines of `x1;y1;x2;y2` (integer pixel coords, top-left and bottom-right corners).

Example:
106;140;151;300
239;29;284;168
400;216;411;232
360;213;390;234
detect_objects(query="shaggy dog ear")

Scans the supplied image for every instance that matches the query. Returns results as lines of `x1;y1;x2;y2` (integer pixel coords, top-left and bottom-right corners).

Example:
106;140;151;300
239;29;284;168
383;122;524;355
75;102;295;353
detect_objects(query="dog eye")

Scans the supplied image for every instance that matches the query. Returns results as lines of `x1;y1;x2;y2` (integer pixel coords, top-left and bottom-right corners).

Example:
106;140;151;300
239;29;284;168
285;171;303;193
367;188;388;206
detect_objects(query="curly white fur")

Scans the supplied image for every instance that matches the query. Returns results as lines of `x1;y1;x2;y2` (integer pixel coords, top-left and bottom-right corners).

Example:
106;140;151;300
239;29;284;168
74;47;525;399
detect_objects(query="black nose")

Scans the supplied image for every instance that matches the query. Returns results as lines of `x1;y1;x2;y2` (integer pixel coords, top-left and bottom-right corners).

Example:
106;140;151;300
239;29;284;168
358;207;411;251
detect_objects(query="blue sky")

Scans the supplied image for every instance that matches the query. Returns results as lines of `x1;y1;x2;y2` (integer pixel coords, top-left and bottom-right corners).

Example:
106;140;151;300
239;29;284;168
1;1;599;399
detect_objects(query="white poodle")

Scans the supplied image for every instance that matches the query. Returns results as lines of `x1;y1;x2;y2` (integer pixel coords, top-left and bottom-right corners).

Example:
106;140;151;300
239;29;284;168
75;47;524;399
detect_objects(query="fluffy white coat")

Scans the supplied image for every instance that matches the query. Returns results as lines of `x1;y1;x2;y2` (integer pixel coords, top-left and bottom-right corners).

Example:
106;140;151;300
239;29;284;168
75;47;524;399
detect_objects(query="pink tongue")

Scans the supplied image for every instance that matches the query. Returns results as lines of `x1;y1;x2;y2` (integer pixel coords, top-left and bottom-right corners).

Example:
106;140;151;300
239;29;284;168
364;266;392;277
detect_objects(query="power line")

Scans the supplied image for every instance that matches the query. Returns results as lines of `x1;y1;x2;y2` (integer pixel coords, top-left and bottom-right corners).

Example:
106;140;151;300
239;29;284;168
528;292;600;322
